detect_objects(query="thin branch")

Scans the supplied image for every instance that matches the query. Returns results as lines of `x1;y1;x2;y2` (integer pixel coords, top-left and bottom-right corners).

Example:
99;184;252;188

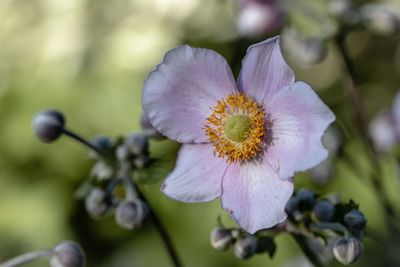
0;249;53;267
291;234;324;267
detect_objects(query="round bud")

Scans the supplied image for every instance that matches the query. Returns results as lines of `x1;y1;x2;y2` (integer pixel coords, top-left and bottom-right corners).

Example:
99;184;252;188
115;199;149;230
297;38;328;65
313;200;335;222
32;109;65;143
125;133;149;156
344;210;367;231
210;227;233;251
140;112;163;138
116;145;130;161
332;237;363;265
84;187;108;218
91;162;113;181
297;189;316;210
50;241;85;267
90;136;112;151
286;195;299;216
233;235;257;260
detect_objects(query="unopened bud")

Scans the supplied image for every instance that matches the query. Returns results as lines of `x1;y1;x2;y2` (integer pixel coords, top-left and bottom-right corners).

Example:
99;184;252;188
333;237;362;265
234;235;257;260
297;189;316;210
125;133;149;156
32;109;65;143
85;187;108;218
297;38;328;65
313;200;335;222
91;162;113;180
344;210;367;231
50;241;85;267
90;136;112;151
115;199;149;230
210;227;233;251
286;196;299;215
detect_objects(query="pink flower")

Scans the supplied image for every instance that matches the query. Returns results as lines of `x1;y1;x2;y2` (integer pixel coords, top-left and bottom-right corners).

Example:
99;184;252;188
142;36;335;233
236;0;284;37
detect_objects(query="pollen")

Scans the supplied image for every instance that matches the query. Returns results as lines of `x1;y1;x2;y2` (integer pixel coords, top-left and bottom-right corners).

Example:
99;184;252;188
204;93;270;162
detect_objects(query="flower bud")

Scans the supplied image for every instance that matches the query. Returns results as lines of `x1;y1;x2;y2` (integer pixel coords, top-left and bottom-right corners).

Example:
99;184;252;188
234;235;257;260
125;133;149;156
32;109;65;143
91;162;113;181
50;241;85;267
90;136;113;151
285;196;299;215
297;189;316;210
210;227;233;251
332;237;362;265
116;145;130;161
115;199;149;230
313;200;335;222
84;187;108;218
344;210;367;231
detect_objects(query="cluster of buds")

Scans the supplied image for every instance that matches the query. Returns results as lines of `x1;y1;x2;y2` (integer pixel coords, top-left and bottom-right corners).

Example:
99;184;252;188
210;188;366;265
32;109;161;230
286;189;366;265
210;227;276;260
0;241;85;267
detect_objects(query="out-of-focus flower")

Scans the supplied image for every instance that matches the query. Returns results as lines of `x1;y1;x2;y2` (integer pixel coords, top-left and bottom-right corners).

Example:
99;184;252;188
142;37;335;233
328;0;351;17
236;0;284;37
369;92;400;152
282;28;328;65
360;3;400;35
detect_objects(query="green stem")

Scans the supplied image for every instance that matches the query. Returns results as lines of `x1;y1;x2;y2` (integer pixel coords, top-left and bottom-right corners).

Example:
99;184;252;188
0;249;53;267
335;33;397;222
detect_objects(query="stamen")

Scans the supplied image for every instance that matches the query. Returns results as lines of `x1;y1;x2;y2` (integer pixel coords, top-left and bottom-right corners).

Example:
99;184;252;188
204;93;269;162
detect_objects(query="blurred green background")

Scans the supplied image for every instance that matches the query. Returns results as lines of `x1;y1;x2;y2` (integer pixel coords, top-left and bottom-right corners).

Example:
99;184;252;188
1;0;400;266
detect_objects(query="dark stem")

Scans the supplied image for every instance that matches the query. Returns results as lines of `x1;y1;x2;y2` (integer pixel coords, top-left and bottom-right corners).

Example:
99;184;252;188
335;33;397;220
135;187;183;267
62;128;103;155
291;234;324;267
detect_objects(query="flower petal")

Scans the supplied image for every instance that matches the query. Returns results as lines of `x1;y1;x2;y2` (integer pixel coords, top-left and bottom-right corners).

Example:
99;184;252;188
142;45;237;143
237;36;294;104
221;161;294;234
161;143;227;203
266;81;335;179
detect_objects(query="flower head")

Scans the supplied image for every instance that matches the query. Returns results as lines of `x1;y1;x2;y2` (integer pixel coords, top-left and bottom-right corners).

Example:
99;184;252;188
142;36;335;233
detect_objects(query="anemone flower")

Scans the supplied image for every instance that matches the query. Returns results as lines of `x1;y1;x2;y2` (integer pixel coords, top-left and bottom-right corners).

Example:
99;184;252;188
142;36;335;233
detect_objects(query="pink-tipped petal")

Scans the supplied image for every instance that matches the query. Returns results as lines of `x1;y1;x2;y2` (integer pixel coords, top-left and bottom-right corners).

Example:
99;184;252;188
237;36;295;104
265;81;335;179
221;162;293;234
143;45;237;143
161;144;227;203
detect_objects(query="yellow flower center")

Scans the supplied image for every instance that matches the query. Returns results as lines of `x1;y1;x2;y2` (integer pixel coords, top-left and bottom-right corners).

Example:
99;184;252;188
204;93;269;163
